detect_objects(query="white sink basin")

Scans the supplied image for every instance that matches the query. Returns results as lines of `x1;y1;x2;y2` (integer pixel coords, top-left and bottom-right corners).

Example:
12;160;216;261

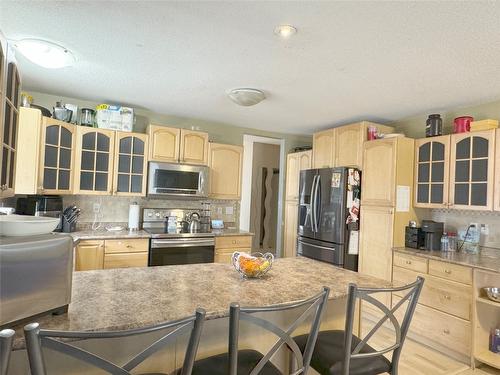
0;215;60;236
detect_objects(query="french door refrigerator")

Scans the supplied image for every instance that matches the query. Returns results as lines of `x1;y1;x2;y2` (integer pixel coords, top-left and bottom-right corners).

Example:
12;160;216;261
297;167;360;271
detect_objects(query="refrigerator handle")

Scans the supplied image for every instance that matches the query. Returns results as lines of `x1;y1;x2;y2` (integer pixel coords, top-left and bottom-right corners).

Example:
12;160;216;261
315;174;321;232
310;175;318;232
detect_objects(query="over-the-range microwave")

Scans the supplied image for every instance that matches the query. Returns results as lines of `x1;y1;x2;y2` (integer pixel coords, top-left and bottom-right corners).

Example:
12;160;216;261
147;162;209;198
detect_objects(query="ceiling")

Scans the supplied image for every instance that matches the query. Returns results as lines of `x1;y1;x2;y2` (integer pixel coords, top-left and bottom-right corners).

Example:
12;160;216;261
2;1;500;135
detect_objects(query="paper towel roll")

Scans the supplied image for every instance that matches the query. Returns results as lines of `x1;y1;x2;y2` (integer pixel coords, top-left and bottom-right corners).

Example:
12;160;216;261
128;202;140;231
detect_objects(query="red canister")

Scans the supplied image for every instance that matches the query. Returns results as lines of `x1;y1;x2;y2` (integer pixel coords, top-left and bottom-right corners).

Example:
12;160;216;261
454;116;473;133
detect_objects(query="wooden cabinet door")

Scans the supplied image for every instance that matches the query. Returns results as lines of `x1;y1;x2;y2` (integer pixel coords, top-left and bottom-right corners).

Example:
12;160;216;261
38;118;75;194
335;123;364;168
359;205;394;281
449;130;495;210
414;135;450;208
285;153;299;200
113;132;148;196
147;124;180;162
495;129;500;211
74;127;115;195
180;129;208;165
361;139;396;206
0;42;20;198
312;129;335;168
75;240;104;271
208;143;243;199
283;200;298;257
299;150;312;170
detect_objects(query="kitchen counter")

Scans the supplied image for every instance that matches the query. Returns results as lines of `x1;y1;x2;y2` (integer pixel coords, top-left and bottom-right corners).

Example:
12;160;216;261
393;247;500;273
10;257;388;349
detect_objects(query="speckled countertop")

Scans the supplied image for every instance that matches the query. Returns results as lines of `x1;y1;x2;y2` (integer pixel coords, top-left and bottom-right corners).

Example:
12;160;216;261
393;247;500;273
10;257;389;349
70;228;253;242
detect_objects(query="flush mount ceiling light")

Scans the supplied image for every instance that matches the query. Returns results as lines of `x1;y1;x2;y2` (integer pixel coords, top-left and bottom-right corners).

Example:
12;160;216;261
227;88;266;106
14;39;75;69
274;24;297;38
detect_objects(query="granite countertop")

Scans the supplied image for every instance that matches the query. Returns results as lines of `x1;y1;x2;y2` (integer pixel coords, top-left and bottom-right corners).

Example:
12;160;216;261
70;228;253;242
11;257;389;349
393;247;500;273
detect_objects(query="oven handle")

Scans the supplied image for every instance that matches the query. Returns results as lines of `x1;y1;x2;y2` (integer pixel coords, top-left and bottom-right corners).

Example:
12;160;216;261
151;239;215;248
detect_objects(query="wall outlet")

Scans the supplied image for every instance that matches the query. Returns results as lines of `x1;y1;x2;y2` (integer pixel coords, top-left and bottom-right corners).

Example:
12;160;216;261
480;223;489;236
93;203;101;213
216;207;223;214
225;206;234;215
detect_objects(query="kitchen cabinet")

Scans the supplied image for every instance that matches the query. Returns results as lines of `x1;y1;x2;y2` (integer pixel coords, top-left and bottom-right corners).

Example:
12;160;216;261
103;238;149;269
312;128;335;168
285;150;311;201
75;240;104;271
214;235;252;264
283;200;299;257
449;130;495;210
113;131;148;196
147;124;208;165
208;142;243;199
0;38;20;198
38;118;76;194
414;135;450;208
495;129;500;211
74;127;115;195
334;122;394;169
147;124;180;162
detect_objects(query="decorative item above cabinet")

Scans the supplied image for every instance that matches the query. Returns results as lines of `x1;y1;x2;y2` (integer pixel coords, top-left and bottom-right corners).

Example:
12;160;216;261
147;124;208;165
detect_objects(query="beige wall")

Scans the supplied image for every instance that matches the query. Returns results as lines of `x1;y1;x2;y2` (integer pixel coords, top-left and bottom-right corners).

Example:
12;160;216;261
27;91;312;149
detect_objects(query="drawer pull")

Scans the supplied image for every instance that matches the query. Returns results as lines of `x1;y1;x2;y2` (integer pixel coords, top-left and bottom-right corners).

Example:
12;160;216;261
126;245;133;248
405;260;412;265
444;269;452;274
443;294;451;300
443;329;450;335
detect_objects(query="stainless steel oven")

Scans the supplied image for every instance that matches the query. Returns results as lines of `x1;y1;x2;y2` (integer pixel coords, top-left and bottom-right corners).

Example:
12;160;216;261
149;236;215;266
147;162;209;198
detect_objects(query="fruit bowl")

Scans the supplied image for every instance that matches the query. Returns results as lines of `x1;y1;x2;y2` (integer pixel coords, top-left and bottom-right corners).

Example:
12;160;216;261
232;252;274;278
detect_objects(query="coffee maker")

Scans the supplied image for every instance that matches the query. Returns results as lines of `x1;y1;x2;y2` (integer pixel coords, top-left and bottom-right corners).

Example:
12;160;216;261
421;220;444;251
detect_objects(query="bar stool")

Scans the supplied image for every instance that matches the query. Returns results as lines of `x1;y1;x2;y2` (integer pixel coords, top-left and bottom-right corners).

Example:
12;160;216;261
0;329;15;375
189;286;330;375
294;277;424;375
24;308;205;375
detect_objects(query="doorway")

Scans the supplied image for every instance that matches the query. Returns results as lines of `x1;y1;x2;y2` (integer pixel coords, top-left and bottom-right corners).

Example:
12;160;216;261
240;135;285;256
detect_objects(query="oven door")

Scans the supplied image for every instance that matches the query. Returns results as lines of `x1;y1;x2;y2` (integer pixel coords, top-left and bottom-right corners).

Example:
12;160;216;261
148;162;208;197
149;238;215;266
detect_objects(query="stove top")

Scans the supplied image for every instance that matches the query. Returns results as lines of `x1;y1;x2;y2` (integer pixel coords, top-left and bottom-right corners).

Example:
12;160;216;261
144;227;214;239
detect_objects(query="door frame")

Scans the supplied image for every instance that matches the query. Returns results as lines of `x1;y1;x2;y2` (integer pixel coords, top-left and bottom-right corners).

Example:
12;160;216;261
240;135;285;256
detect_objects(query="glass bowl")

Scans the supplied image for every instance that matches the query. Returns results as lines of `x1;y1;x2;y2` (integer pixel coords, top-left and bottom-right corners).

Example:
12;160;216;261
232;252;274;278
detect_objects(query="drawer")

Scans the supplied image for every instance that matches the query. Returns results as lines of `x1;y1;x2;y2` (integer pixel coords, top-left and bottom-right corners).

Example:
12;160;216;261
214;249;250;264
216;247;251;254
103;252;148;269
104;239;149;254
428;259;472;285
215;235;252;249
393;252;428;273
393;295;471;356
393;267;472;320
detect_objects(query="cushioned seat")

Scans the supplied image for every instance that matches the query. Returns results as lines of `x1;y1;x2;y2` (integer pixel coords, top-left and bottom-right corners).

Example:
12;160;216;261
294;330;391;375
189;350;282;375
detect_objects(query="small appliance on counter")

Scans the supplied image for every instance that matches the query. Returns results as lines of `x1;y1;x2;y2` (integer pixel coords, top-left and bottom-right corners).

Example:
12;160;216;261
16;195;64;231
0;234;73;328
405;226;425;249
421;220;444;251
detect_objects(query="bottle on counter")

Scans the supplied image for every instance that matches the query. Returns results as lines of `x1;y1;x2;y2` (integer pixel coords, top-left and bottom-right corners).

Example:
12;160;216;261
440;232;449;252
490;328;500;353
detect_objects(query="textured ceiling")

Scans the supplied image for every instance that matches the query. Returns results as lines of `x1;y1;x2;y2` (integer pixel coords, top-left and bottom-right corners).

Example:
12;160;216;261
1;1;500;134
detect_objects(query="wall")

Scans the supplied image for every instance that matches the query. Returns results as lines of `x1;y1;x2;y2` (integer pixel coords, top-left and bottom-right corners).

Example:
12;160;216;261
391;98;500;250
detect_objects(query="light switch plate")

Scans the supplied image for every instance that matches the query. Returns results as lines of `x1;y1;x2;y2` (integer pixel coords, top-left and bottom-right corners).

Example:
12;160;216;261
225;206;234;215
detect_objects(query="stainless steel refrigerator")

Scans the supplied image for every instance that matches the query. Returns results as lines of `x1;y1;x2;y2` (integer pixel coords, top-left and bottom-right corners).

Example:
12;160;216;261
297;167;360;271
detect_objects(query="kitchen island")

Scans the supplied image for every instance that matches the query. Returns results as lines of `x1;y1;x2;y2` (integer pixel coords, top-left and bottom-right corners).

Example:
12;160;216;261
8;257;390;374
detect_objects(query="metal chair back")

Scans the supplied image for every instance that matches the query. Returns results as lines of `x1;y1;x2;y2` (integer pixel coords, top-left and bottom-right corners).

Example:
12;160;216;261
0;329;15;375
228;286;330;375
24;308;205;375
342;276;424;375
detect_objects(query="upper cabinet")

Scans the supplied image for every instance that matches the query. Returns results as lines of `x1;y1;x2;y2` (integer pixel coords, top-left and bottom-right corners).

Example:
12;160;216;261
449;130;495;210
208;142;243;199
312;129;335;168
74;127;115;195
113;132;148;196
38;118;75;194
414;135;450;208
0;39;21;198
285;150;312;201
147;124;208;165
495;130;500;211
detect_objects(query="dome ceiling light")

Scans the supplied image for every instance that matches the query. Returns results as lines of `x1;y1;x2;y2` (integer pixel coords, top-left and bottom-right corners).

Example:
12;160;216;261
227;88;266;106
274;24;297;38
14;39;75;69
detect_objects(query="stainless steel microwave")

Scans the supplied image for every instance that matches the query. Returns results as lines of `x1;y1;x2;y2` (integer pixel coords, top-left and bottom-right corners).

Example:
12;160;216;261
147;162;209;197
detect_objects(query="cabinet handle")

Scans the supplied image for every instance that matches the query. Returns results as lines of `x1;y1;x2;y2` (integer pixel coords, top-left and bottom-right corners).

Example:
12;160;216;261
443;329;450;335
126;245;132;248
444;269;452;274
443;294;451;300
405;260;412;265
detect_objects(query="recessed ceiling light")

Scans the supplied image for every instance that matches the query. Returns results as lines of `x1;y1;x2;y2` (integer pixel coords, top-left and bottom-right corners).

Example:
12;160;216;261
274;24;297;38
227;88;266;106
14;39;75;69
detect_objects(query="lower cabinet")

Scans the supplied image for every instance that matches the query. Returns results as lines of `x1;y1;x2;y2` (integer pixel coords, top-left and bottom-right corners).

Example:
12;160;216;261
75;238;148;271
214;235;252;264
283;200;298;257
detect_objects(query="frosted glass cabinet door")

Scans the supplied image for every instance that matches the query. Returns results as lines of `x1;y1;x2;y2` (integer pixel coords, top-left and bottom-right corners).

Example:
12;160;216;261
113;132;148;196
414;135;450;208
449;130;495;210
